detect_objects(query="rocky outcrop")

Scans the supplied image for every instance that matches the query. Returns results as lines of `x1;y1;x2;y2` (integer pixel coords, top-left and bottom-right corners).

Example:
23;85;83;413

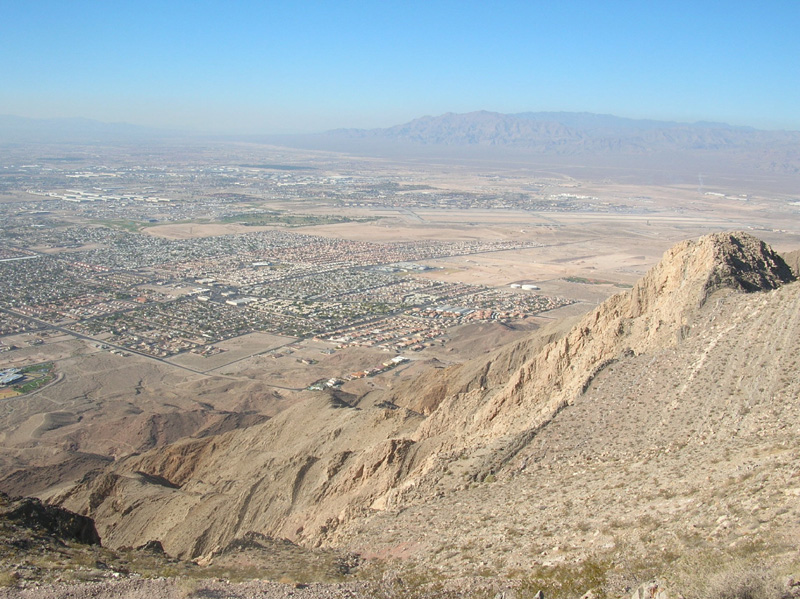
54;232;795;559
0;491;100;545
783;248;800;278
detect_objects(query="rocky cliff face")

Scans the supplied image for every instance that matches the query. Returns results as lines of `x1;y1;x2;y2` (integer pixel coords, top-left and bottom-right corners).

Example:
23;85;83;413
54;232;796;560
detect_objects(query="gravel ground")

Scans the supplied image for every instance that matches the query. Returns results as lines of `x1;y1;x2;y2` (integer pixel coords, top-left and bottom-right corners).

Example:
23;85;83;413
0;576;521;599
0;578;374;599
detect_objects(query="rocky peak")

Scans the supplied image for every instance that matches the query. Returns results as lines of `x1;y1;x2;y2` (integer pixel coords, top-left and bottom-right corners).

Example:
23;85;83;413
627;231;793;320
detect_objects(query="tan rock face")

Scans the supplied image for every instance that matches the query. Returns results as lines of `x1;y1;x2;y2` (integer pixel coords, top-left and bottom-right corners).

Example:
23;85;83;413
55;232;796;559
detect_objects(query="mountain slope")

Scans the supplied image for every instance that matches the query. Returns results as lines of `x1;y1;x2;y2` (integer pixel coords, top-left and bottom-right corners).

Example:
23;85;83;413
337;272;800;585
54;233;796;564
425;231;793;442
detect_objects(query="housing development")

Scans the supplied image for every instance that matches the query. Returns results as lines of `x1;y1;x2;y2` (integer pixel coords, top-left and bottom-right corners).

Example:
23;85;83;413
0;152;576;389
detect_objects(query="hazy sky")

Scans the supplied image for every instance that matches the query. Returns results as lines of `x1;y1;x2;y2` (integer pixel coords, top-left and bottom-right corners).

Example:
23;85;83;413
2;1;799;134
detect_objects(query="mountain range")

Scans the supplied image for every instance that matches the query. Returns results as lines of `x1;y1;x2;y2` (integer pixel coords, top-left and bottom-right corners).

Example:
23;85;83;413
326;110;800;151
4;110;800;182
316;112;800;182
3;111;799;154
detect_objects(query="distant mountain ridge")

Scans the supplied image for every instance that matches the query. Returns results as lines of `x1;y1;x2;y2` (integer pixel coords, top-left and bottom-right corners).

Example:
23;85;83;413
4;111;800;178
325;110;800;153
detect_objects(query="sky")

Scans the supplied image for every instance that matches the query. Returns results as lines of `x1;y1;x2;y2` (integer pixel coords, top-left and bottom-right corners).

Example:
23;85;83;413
1;0;799;134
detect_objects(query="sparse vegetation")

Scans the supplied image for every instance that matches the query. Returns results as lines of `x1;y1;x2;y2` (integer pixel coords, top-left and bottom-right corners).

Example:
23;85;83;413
670;552;798;599
0;571;19;587
516;558;612;599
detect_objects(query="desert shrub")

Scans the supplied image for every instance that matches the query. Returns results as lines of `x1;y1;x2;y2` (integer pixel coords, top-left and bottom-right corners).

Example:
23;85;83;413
703;564;783;599
0;571;19;587
675;556;786;599
517;558;611;599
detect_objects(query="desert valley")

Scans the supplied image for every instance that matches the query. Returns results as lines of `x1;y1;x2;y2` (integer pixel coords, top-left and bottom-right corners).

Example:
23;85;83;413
1;113;800;598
